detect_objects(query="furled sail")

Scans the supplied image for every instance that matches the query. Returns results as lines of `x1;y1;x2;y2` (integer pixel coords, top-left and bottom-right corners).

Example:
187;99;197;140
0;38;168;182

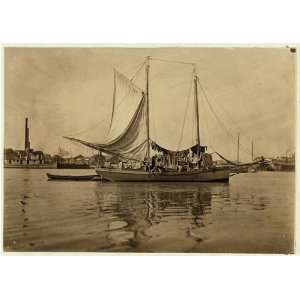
64;69;148;161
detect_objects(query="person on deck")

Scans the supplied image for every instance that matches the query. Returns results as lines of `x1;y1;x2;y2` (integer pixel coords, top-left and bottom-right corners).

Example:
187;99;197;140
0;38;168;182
143;157;148;171
177;163;183;172
150;155;157;172
191;154;200;170
156;156;164;173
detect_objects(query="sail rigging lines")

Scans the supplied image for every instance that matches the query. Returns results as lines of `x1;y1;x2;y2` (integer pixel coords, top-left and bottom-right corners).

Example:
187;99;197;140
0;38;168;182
64;56;253;161
63;62;145;138
149;56;200;150
176;72;194;150
130;60;146;82
64;93;148;161
152;56;255;157
197;78;254;146
150;57;196;66
197;77;236;140
197;77;253;157
151;57;253;150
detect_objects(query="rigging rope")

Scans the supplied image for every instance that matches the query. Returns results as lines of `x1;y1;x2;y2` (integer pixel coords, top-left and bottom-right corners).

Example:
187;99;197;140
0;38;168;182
195;74;243;134
152;57;254;157
149;85;158;143
130;61;146;81
150;57;195;66
197;89;226;156
197;77;252;157
64;56;253;159
197;77;236;140
63;61;146;138
198;91;211;148
196;76;255;147
177;72;194;150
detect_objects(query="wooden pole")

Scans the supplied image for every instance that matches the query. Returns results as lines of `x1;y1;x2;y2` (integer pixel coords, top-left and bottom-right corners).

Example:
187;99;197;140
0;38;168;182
146;56;150;161
237;133;240;163
194;66;200;155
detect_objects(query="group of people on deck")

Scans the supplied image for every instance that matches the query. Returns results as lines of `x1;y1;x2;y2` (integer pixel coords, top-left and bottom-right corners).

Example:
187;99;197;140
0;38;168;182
101;144;213;172
143;151;213;173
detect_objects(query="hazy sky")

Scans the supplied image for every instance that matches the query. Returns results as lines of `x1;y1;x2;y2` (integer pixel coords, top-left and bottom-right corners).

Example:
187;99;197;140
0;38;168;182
4;47;296;161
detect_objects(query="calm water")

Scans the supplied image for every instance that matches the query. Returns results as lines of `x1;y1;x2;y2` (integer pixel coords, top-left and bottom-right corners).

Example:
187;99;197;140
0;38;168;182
4;169;295;253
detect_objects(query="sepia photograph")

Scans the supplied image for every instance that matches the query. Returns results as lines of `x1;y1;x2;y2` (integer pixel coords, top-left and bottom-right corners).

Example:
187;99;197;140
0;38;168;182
3;46;296;253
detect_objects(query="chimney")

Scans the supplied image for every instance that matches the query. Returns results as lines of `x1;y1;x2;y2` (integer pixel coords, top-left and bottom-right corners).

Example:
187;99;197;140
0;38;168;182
24;118;30;151
27;126;30;150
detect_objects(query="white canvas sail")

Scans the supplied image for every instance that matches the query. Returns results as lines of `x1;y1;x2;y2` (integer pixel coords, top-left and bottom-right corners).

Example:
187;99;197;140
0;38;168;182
99;94;148;160
64;69;148;161
106;69;144;143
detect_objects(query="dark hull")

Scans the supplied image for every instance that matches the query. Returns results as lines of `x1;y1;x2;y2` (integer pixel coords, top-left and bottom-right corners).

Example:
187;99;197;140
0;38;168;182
47;173;101;181
95;168;231;182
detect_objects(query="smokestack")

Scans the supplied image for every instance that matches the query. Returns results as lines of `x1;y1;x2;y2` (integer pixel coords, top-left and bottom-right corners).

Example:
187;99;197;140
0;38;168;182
25;118;27;148
24;118;30;151
27;127;30;150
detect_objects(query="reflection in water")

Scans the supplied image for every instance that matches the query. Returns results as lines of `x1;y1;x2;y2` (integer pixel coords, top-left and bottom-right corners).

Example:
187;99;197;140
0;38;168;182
4;169;295;253
20;197;28;233
191;191;211;228
93;184;217;251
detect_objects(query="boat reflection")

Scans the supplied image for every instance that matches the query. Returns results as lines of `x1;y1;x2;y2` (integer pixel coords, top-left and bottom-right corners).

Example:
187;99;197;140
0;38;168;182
93;183;222;251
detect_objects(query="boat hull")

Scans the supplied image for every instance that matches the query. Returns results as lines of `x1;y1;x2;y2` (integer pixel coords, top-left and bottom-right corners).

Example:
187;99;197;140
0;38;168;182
47;173;101;181
95;168;231;182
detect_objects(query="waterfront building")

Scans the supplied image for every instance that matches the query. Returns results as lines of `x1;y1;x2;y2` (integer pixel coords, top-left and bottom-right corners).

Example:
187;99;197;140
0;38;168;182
4;118;56;168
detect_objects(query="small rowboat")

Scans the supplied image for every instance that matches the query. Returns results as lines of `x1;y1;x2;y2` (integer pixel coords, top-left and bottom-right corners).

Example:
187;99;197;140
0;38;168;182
46;173;103;181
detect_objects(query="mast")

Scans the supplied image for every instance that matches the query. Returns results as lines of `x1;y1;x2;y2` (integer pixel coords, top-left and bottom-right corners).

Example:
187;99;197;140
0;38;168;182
146;56;150;161
193;66;201;155
109;69;117;130
237;133;240;163
251;140;254;161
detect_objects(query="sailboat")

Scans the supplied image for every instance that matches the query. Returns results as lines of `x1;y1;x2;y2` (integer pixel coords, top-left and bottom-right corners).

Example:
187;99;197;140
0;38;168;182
64;56;231;182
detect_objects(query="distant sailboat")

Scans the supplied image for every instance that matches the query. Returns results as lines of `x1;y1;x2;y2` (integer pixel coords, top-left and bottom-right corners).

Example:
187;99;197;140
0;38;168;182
57;146;70;157
64;57;231;182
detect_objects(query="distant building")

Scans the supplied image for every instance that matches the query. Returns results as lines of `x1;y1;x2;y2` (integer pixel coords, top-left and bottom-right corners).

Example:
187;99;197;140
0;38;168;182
4;148;20;164
272;153;295;171
4;118;56;168
56;154;91;169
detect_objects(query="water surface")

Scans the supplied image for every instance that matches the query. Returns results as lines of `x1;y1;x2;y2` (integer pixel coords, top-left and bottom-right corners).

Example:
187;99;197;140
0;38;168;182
4;169;294;253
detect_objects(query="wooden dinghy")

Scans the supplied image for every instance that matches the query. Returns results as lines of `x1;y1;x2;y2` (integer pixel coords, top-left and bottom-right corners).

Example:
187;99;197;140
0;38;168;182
46;173;103;181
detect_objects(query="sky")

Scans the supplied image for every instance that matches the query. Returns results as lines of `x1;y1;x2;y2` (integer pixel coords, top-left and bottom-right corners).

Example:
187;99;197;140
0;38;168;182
4;47;296;161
